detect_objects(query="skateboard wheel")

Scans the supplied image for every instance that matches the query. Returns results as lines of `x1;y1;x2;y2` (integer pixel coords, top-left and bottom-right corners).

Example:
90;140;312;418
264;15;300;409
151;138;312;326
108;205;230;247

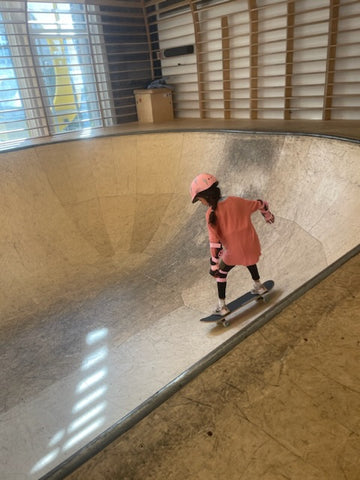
222;319;230;327
257;295;268;303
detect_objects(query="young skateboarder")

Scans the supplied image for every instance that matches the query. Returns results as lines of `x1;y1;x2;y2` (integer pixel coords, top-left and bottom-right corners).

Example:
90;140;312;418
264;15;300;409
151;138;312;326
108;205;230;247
190;173;275;315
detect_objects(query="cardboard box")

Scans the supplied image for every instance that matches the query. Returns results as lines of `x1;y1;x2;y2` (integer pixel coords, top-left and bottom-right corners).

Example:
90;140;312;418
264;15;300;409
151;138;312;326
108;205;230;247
134;88;174;123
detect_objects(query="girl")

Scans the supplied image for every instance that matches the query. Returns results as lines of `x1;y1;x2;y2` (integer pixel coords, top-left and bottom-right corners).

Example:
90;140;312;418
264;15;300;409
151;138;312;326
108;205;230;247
190;173;274;316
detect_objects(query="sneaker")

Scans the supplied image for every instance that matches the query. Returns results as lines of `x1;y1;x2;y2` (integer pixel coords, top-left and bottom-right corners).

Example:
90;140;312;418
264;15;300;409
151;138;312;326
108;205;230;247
213;305;230;316
251;281;268;295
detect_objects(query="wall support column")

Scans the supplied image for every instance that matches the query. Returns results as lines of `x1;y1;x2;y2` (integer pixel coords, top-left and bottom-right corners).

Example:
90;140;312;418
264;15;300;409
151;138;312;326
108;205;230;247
248;0;258;119
323;0;340;120
221;16;231;119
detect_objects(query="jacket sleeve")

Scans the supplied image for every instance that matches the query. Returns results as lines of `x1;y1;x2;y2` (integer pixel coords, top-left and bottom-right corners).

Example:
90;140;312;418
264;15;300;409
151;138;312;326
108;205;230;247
249;198;265;212
206;211;222;258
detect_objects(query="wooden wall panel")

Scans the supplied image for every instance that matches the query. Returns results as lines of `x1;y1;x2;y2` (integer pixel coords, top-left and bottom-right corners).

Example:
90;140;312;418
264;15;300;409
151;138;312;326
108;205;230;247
142;0;360;120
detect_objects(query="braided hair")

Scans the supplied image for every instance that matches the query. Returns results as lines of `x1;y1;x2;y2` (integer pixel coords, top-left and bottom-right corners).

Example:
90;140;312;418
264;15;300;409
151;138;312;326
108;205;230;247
199;183;222;226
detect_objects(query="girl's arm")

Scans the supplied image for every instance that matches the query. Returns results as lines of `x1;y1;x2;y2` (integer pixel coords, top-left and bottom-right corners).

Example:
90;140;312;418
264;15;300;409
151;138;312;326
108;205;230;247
207;219;223;277
206;209;223;258
257;199;275;224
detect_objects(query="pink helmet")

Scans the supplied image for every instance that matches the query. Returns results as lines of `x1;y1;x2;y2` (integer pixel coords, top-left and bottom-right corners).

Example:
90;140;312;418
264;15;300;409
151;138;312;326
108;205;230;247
190;173;218;203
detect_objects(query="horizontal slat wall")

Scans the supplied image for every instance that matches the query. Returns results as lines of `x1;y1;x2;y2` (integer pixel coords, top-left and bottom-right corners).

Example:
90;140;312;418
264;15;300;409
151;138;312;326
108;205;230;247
143;0;360;120
331;0;360;119
1;0;359;147
96;2;153;123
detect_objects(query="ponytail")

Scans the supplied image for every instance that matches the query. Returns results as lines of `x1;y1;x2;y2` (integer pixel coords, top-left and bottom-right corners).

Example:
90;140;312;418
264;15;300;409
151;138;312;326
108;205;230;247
208;196;219;225
200;184;221;226
209;208;217;226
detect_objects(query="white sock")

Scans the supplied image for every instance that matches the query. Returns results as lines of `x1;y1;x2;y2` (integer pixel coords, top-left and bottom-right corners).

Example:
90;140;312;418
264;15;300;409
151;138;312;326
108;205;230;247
218;298;226;308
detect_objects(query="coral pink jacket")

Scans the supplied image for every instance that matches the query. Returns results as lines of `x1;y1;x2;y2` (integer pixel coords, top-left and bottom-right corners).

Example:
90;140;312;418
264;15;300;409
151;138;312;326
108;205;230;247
206;196;263;266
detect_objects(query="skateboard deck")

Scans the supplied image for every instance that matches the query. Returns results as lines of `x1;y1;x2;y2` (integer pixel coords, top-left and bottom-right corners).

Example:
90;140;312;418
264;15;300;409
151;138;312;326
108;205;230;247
200;280;274;327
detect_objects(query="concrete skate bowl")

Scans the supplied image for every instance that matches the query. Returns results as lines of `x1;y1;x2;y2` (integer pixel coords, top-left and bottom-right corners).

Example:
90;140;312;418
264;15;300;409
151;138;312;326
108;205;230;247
1;131;359;478
1;131;359;332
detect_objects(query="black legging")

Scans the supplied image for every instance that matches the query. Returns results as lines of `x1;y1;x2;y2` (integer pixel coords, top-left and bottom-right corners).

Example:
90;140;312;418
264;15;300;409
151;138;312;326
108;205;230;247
217;260;260;299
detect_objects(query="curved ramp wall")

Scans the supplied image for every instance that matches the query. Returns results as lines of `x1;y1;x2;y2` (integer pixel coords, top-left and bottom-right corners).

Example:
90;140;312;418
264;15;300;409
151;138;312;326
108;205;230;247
1;131;359;479
0;132;359;331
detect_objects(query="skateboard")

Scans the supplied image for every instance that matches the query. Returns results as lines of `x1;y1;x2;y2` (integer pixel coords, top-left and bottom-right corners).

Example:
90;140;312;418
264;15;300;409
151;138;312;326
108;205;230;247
200;280;274;327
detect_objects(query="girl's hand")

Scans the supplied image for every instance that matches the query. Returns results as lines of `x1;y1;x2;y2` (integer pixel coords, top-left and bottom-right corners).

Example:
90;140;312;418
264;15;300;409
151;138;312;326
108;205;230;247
262;210;275;224
258;199;275;224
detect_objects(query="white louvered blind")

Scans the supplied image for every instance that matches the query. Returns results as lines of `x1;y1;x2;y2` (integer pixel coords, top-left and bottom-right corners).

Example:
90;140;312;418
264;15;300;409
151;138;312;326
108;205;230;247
0;0;151;148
